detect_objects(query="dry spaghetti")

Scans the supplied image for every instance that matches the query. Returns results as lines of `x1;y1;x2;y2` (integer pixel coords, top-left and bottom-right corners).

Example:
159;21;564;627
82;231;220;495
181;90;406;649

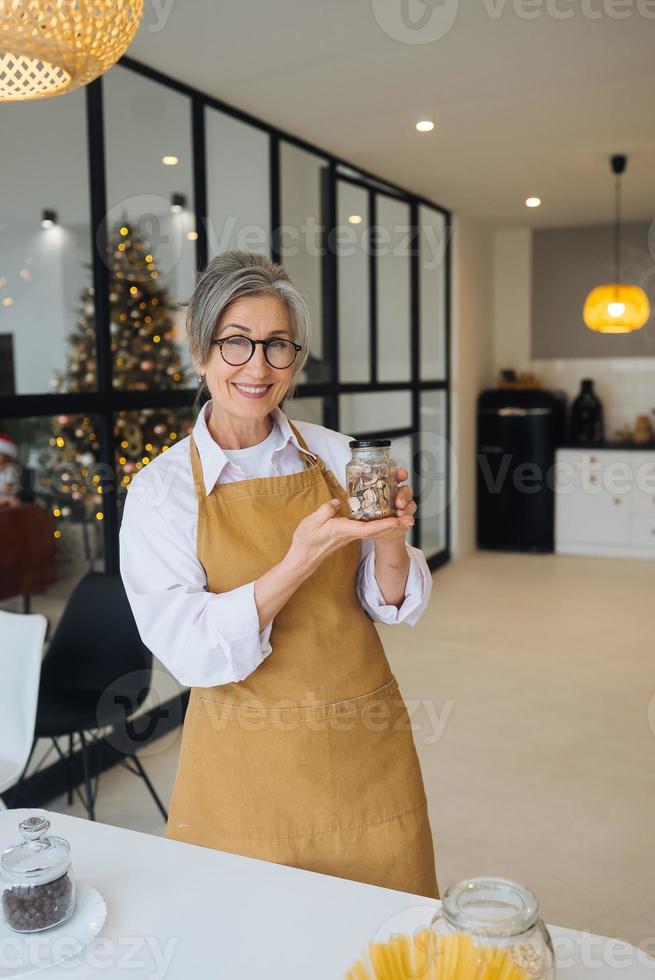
346;929;531;980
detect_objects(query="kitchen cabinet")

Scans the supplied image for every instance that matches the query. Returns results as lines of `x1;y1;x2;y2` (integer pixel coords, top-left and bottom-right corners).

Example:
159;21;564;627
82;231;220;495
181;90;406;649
555;448;655;558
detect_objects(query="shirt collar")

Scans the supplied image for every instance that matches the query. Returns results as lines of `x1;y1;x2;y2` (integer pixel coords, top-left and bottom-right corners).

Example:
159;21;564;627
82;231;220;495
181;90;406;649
193;400;317;495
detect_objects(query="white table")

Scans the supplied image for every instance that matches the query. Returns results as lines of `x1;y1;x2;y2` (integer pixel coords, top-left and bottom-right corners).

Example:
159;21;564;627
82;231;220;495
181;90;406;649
0;809;652;979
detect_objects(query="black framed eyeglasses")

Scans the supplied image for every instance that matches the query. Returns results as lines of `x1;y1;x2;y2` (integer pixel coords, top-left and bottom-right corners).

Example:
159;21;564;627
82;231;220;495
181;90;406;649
210;336;302;369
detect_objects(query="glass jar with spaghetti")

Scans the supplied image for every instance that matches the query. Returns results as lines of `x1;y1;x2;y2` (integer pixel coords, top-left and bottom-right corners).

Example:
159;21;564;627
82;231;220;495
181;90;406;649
430;877;555;980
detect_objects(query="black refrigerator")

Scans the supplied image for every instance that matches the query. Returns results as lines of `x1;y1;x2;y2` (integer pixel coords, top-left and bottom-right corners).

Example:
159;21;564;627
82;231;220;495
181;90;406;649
476;388;566;553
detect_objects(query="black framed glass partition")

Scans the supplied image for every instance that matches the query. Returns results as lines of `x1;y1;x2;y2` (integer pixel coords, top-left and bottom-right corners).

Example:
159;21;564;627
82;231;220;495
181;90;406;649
279;141;330;386
205;105;271;258
0;89;94;398
0;53;451;620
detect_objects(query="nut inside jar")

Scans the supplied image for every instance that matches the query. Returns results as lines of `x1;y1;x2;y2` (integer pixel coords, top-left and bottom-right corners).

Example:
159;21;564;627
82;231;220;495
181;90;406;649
347;463;397;521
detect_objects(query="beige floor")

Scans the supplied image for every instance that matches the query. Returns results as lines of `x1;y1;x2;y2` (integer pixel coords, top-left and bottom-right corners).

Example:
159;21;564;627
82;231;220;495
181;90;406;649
43;551;655;947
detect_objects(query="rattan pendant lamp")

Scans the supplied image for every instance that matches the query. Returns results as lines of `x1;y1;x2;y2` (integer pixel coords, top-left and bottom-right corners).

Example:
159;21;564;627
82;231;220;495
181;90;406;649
0;0;143;102
583;154;650;334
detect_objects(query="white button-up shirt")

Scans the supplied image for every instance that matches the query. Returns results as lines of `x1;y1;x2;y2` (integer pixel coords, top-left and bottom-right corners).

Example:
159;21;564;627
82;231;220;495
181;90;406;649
119;402;433;688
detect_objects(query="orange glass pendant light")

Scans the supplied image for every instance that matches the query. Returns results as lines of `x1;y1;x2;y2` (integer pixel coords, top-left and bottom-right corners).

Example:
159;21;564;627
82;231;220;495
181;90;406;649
0;0;143;102
583;155;650;334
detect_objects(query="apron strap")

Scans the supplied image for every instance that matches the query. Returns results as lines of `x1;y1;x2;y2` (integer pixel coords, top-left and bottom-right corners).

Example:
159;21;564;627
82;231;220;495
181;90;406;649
189;436;206;499
288;420;320;468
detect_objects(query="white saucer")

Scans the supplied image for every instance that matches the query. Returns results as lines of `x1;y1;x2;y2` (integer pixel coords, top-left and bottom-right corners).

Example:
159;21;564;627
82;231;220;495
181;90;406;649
0;882;107;977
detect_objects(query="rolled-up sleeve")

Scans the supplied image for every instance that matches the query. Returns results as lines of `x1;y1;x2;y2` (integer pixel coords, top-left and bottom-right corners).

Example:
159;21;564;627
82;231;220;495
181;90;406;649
355;539;433;626
119;491;273;688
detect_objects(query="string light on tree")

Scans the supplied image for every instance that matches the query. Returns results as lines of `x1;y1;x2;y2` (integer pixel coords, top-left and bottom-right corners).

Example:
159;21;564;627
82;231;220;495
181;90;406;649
50;221;190;534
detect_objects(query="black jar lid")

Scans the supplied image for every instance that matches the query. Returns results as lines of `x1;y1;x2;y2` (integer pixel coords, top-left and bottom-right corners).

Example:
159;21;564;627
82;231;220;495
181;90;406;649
349;439;391;448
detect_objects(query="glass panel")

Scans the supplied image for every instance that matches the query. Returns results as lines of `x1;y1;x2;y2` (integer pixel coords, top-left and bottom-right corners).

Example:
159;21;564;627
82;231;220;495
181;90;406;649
390;434;418;547
389;434;412;472
103;65;196;387
0;415;104;625
0;90;93;395
376;195;411;382
115;406;195;515
419;390;448;557
337;181;370;384
340;391;412;435
279;142;329;383
419;205;447;381
283;397;325;427
205;108;270;256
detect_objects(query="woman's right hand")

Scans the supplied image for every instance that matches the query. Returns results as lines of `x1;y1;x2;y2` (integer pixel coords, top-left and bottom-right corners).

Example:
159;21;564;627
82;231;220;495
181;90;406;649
287;498;414;573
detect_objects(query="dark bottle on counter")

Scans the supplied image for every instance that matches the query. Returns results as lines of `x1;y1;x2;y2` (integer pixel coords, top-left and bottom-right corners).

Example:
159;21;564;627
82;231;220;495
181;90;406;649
570;379;604;445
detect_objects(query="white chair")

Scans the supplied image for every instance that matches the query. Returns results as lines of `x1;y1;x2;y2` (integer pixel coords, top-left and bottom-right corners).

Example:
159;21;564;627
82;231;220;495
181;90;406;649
0;611;47;810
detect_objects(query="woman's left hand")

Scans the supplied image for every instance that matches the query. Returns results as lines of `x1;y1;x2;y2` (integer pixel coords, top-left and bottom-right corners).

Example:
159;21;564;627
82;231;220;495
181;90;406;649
373;467;417;544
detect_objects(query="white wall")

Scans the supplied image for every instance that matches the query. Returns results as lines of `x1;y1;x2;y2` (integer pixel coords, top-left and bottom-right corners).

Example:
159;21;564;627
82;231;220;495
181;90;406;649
492;227;655;438
493;228;532;370
451;216;495;559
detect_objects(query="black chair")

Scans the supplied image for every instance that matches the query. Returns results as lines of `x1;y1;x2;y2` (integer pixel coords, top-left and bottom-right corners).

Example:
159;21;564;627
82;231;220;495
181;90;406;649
11;572;168;822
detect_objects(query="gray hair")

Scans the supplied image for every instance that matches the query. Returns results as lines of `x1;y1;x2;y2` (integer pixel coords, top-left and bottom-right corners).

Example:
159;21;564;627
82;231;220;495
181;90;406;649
186;250;311;408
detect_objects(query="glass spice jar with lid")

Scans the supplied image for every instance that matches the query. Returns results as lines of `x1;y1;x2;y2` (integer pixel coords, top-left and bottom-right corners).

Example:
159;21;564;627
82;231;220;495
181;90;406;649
346;439;398;521
1;813;76;933
430;876;555;980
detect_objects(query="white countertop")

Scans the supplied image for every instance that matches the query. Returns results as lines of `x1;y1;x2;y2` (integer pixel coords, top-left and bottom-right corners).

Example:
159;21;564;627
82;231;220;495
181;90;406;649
0;809;652;980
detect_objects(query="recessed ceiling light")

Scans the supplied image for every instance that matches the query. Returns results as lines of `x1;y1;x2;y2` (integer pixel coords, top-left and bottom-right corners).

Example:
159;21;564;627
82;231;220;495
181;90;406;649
187;231;199;241
170;192;186;213
416;120;435;133
348;214;363;225
525;197;541;208
161;155;179;166
41;209;57;228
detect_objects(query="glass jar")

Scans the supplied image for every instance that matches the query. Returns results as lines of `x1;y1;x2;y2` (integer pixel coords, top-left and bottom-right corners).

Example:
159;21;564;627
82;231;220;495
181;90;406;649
345;439;398;521
430;877;555;980
1;813;76;933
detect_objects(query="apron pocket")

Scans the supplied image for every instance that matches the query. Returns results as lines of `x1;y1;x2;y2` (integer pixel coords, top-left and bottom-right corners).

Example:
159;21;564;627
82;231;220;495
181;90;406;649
191;678;427;845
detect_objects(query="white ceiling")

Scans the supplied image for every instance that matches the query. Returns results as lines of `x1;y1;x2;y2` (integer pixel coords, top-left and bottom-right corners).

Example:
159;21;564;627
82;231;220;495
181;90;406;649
127;0;655;227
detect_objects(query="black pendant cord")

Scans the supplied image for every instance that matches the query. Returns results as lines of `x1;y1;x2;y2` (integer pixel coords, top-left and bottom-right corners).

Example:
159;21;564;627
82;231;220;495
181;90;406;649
614;172;621;284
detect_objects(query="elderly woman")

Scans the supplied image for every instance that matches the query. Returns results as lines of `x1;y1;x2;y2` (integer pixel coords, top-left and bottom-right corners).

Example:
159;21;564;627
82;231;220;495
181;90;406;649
120;250;438;898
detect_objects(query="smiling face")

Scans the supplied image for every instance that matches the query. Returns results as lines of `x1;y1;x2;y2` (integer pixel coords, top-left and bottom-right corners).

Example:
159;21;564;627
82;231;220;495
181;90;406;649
196;293;296;430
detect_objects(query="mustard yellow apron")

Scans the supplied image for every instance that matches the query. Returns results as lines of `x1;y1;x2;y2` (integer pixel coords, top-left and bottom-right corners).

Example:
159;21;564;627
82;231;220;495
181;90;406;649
166;423;438;898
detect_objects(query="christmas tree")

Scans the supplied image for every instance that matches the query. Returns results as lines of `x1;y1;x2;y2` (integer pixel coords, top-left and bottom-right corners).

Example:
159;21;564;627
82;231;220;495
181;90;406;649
49;222;191;539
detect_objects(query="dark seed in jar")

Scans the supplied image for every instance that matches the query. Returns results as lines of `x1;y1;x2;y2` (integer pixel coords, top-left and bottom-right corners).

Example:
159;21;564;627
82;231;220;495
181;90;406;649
1;872;73;932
